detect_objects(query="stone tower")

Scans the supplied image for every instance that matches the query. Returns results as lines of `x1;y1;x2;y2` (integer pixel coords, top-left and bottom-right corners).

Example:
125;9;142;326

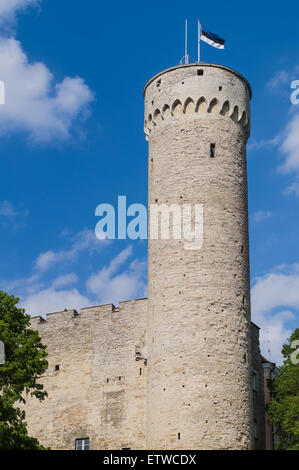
144;63;253;450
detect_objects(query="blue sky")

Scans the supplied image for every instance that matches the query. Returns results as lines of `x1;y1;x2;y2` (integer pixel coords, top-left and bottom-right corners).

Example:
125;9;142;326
0;0;298;363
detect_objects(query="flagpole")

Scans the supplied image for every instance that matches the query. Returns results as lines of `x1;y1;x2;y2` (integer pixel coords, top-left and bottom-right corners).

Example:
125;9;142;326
185;18;189;64
198;20;201;63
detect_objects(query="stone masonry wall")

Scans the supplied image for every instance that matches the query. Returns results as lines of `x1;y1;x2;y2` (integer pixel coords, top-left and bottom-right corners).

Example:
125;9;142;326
23;64;265;451
25;299;147;450
24;298;262;449
144;64;254;449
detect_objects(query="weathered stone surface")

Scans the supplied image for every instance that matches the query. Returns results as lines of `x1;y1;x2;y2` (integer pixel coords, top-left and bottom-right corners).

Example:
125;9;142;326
25;300;147;450
145;64;254;449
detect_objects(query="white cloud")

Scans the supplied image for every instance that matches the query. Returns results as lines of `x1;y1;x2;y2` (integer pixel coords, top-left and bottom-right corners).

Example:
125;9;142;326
247;135;280;152
0;0;39;27
0;2;94;143
10;245;146;316
0;200;28;228
51;273;78;289
34;229;110;271
251;264;299;364
278;111;299;195
21;287;90;316
86;246;147;305
264;67;299;195
266;70;290;91
283;181;299;196
279;111;299;172
0;37;93;142
251;210;272;224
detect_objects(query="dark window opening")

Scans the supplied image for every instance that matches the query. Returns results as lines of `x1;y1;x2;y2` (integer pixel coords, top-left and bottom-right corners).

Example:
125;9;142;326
107;378;109;383
219;86;222;91
140;368;142;375
75;438;89;450
210;143;216;158
55;365;60;371
119;376;122;381
178;433;181;440
197;69;204;76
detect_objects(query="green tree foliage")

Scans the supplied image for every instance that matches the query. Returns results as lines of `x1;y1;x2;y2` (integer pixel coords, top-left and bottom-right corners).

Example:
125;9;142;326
267;328;299;450
0;291;48;450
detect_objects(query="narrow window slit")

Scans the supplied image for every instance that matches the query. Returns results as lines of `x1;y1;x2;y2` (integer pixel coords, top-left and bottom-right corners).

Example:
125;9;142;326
210;143;216;158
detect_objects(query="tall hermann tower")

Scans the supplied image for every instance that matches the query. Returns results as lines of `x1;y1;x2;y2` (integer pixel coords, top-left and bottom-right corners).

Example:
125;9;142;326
144;63;253;450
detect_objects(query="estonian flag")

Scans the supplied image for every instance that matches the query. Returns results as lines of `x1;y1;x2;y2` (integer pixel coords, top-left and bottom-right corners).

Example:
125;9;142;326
201;27;225;50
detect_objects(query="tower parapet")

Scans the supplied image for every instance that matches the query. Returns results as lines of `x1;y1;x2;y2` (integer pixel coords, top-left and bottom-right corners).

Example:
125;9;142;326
144;63;251;141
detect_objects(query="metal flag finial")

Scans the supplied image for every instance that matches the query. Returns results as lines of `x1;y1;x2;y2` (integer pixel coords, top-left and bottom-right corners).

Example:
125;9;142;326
179;19;190;65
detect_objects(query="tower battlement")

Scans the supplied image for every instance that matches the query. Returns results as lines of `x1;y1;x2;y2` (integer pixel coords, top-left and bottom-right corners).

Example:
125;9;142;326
144;63;251;141
29;298;148;327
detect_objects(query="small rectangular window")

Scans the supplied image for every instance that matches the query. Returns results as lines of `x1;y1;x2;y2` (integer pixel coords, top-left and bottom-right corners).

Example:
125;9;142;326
197;69;204;76
178;433;181;440
55;365;60;371
75;438;89;450
210;143;216;158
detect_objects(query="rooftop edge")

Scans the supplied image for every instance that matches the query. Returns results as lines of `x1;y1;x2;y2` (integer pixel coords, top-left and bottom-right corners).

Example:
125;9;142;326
143;63;252;99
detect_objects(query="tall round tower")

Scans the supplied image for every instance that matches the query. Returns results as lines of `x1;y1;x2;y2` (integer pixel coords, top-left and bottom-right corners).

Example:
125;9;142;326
144;63;253;450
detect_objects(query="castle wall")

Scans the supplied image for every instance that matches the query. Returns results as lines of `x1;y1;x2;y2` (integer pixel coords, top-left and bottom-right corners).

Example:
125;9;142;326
25;299;263;450
23;64;265;451
25;299;147;450
144;64;254;450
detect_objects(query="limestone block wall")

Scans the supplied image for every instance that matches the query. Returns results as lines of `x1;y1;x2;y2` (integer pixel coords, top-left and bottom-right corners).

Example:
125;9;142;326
144;64;254;450
25;299;147;450
24;299;263;450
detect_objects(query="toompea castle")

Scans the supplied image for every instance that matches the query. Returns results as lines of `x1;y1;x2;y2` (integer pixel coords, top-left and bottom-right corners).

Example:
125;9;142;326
24;63;278;450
